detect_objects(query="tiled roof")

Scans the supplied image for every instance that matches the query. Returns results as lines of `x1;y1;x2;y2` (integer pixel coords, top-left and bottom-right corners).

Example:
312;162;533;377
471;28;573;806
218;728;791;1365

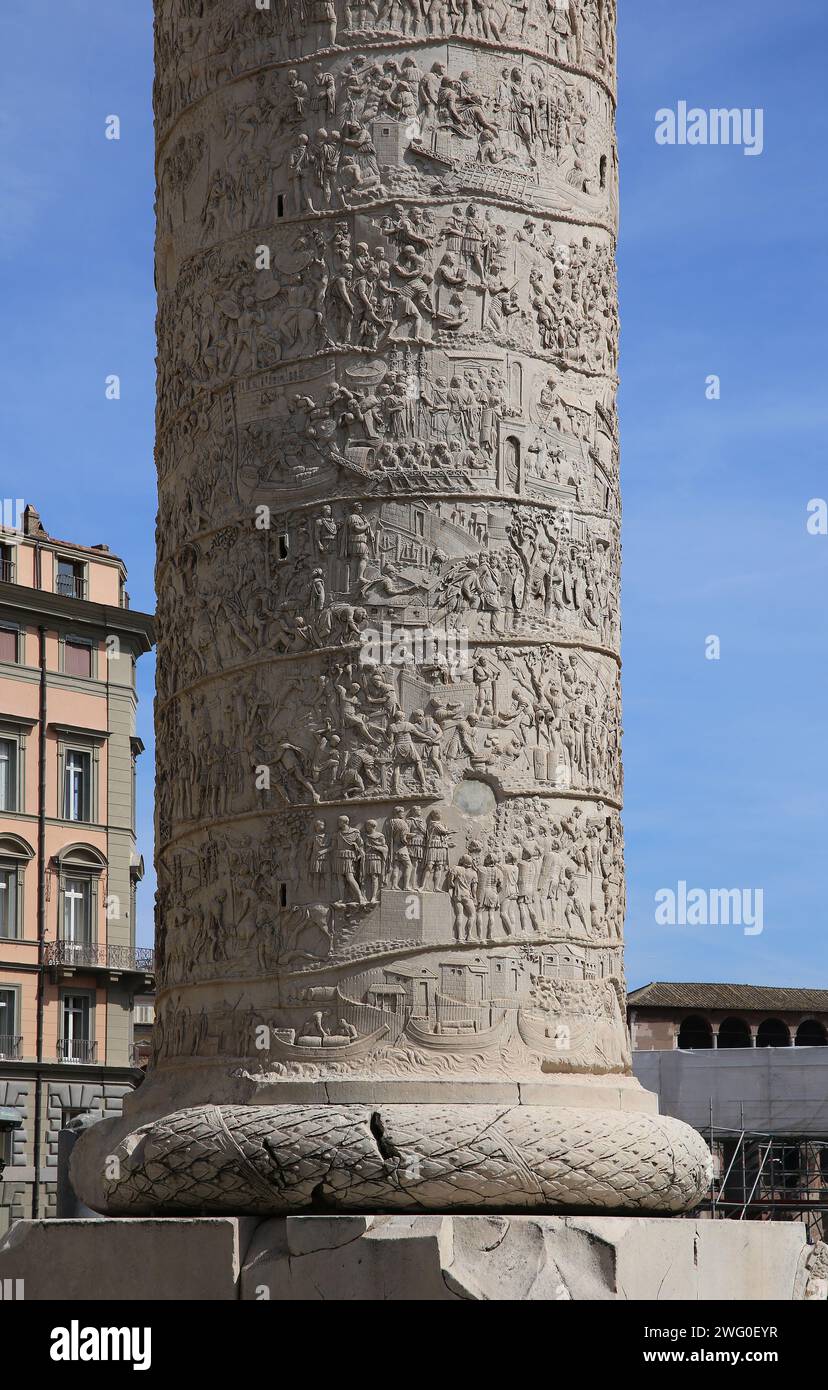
19;507;124;563
627;982;828;1012
45;536;125;563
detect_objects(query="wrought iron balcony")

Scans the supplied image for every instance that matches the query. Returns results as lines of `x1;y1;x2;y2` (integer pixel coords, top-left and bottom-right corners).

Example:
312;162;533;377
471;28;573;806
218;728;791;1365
55;573;88;600
46;941;155;975
57;1038;98;1064
0;559;15;584
0;1035;22;1060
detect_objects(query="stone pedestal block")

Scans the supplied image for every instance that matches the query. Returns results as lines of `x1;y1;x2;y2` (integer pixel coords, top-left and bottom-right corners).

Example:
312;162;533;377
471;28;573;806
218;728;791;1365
0;1218;257;1301
1;1215;825;1302
242;1215;827;1301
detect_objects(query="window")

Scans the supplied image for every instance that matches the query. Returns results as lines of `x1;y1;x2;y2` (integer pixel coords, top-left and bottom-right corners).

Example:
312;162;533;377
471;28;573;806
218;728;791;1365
63;750;91;821
0;738;17;811
0;543;14;584
64;639;92;678
55;847;104;954
0;836;32;939
0;867;20;940
60;994;93;1062
0;989;19;1058
62;877;93;946
0;626;17;663
56;558;86;600
57;740;101;824
133;999;155;1025
61;1105;91;1129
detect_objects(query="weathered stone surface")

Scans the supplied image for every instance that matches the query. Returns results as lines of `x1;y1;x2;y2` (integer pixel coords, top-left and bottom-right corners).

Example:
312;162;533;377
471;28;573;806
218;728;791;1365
72;1102;711;1214
0;1218;257;1301
72;0;712;1214
795;1239;828;1301
2;1216;817;1301
244;1216;825;1302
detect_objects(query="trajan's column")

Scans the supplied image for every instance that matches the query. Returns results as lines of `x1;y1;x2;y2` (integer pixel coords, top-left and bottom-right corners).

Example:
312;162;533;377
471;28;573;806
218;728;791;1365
74;0;711;1215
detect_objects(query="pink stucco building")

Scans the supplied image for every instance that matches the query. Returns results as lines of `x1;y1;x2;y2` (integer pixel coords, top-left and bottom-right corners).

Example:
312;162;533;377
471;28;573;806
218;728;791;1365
0;503;154;1225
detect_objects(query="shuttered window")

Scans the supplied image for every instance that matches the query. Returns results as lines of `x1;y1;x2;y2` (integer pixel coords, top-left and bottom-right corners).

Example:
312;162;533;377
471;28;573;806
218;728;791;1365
0;627;17;663
65;640;92;677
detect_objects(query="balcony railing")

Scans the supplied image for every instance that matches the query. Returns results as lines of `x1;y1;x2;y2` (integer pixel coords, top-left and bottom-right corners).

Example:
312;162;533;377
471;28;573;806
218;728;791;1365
57;1038;98;1064
0;559;15;584
55;573;88;600
46;942;155;974
0;1035;22;1060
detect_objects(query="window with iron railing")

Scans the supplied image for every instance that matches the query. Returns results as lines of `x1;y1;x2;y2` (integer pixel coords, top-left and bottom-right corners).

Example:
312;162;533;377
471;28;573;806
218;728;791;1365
56;558;87;600
0;545;15;584
57;1037;97;1064
0;989;19;1057
59;993;95;1063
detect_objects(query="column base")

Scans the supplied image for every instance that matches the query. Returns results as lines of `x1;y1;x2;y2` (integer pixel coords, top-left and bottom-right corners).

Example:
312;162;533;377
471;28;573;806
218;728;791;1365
70;1099;713;1216
1;1215;825;1301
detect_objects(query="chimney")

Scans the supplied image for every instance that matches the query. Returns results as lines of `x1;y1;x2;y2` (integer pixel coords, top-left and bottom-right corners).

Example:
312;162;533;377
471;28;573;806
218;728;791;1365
23;505;48;539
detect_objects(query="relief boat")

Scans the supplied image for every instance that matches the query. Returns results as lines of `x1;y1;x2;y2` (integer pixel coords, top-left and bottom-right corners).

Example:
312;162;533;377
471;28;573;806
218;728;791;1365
403;1013;508;1053
517;1011;596;1060
268;1024;389;1061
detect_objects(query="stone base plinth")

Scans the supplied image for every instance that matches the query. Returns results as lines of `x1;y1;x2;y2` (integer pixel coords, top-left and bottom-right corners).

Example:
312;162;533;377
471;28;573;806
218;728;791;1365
0;1218;257;1301
2;1216;825;1301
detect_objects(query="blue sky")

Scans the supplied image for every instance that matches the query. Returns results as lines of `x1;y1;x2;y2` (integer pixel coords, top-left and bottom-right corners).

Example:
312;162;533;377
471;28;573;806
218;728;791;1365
2;2;826;986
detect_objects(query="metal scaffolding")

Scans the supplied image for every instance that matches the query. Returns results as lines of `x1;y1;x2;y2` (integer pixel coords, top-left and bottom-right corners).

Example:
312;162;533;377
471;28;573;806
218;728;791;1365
697;1105;828;1241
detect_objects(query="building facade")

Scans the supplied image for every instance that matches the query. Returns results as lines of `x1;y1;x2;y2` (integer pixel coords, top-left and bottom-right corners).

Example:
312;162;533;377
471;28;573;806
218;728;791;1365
628;981;828;1050
630;982;828;1237
0;504;154;1227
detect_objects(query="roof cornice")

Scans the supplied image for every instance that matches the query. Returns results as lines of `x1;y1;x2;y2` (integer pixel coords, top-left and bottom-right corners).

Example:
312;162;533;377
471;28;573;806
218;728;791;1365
0;580;155;651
